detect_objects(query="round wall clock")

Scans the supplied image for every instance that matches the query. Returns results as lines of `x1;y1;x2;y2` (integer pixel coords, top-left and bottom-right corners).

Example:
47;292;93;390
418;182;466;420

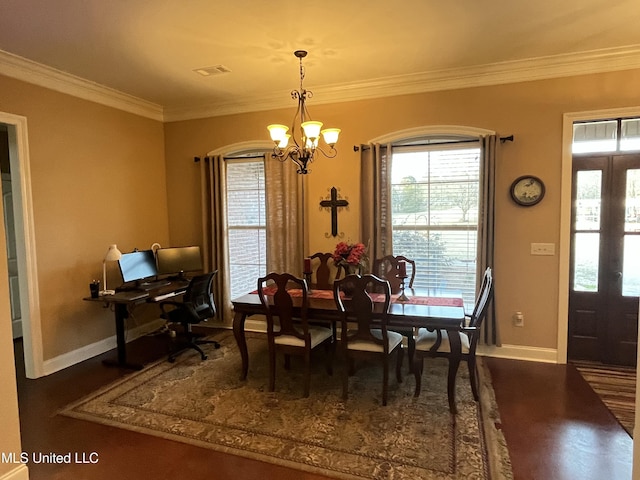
510;175;545;206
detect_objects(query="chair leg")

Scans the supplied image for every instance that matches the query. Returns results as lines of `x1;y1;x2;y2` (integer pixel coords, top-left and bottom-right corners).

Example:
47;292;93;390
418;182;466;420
193;343;207;360
284;354;291;371
342;352;350;401
195;338;221;349
324;341;333;376
413;354;423;397
396;346;404;383
268;344;276;392
303;350;311;398
468;357;479;401
407;335;415;373
382;356;389;406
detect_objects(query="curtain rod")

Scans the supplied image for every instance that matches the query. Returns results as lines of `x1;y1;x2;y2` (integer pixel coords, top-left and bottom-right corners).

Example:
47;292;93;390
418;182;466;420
352;134;514;152
194;154;267;162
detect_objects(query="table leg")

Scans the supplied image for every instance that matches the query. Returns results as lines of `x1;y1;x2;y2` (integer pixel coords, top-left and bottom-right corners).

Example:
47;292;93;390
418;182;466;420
446;328;462;414
232;310;249;380
102;303;143;370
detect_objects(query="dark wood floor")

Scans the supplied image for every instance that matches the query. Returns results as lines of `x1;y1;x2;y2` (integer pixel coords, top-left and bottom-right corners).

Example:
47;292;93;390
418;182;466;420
13;331;633;480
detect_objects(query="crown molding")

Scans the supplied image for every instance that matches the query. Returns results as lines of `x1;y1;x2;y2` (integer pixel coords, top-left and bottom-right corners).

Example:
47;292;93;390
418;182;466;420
164;44;640;122
2;45;640;123
0;49;164;121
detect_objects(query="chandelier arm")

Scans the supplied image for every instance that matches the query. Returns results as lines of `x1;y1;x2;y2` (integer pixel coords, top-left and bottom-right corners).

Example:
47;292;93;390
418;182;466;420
314;145;338;159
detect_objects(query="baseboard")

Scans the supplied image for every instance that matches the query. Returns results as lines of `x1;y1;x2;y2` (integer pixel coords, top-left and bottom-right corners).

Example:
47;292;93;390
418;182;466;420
42;318;167;376
478;343;559;363
0;464;29;480
244;322;560;364
43;318;558;375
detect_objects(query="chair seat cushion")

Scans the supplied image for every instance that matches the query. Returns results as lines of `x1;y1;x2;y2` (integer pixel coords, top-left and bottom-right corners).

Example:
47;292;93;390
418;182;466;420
348;329;403;353
415;328;470;354
274;325;333;348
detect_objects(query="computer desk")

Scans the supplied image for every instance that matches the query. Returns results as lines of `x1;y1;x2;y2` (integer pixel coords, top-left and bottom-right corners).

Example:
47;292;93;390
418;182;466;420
83;279;190;370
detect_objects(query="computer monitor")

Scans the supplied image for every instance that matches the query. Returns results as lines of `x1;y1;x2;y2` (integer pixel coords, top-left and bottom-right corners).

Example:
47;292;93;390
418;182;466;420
118;250;158;284
156;246;203;277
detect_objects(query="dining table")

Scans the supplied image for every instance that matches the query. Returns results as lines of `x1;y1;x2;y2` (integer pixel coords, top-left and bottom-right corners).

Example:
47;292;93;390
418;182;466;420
231;287;467;413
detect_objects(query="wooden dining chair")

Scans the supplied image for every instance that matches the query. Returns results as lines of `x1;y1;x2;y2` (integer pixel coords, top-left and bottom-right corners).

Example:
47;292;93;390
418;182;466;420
372;254;418;369
333;274;404;406
412;267;494;411
308;252;343;290
372;255;416;294
257;272;333;397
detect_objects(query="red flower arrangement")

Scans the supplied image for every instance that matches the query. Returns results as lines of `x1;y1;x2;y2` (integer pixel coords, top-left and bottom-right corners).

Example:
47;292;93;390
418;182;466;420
332;241;367;267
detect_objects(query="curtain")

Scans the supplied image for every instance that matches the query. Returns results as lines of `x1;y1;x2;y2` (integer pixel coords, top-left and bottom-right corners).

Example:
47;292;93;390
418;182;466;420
361;135;501;345
265;159;303;274
478;134;500;346
200;155;232;325
360;143;393;269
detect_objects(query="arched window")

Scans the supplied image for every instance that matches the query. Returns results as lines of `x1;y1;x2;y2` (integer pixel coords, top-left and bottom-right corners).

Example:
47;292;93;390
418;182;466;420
390;136;481;306
363;126;495;310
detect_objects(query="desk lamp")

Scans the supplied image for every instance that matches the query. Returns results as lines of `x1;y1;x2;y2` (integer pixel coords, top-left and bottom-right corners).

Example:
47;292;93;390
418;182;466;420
101;244;122;295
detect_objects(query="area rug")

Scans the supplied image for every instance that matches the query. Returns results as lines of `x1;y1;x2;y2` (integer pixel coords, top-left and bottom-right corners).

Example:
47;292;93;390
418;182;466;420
60;331;513;480
574;361;636;437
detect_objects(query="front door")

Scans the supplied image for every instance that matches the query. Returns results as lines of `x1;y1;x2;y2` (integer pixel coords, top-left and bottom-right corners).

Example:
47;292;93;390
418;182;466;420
568;154;640;366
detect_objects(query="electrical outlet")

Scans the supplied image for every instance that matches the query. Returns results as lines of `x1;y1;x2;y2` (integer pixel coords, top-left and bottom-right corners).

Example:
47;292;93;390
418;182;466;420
531;243;555;255
513;311;524;327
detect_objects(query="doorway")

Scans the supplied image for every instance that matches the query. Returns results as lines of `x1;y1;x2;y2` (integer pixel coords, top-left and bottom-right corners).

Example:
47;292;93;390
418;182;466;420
568;119;640;366
0;112;43;379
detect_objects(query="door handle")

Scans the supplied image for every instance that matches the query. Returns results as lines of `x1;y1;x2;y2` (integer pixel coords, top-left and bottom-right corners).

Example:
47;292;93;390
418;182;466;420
612;271;622;281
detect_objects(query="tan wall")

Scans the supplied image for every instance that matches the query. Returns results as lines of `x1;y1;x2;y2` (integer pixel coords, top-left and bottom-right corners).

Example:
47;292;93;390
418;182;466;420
0;74;169;360
164;68;640;350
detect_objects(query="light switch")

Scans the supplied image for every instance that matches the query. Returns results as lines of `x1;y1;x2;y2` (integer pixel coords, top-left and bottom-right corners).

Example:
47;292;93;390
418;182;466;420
531;243;555;255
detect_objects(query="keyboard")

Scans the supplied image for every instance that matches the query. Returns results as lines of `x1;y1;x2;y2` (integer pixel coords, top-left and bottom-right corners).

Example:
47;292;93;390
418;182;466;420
138;280;172;291
152;289;186;302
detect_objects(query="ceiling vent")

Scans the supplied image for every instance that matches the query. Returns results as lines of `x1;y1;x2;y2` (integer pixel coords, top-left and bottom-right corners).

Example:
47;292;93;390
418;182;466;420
193;65;231;77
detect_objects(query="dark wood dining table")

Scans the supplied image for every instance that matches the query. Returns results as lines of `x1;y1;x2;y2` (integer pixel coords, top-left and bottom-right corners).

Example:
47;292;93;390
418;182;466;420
231;287;467;412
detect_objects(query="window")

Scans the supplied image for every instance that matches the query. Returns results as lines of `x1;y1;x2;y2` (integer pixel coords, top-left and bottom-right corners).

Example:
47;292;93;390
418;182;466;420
226;158;266;299
573;118;640;154
391;142;480;308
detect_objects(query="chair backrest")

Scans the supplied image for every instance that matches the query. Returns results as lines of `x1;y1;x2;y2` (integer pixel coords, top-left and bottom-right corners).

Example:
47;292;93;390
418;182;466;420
183;271;217;321
257;272;309;342
333;274;392;351
308;252;343;290
469;267;494;330
372;255;416;293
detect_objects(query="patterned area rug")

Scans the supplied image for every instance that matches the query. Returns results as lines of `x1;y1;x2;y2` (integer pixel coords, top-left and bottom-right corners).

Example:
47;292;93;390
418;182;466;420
60;332;513;480
574;361;636;437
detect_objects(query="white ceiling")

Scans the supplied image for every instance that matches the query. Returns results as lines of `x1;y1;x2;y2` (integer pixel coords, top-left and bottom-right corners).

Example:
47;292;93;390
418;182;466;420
1;0;640;121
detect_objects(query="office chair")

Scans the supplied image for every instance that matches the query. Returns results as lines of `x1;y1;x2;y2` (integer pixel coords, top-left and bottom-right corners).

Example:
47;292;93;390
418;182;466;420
159;271;220;362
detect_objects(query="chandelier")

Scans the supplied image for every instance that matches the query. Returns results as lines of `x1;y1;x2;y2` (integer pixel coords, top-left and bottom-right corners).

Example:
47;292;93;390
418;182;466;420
267;50;340;174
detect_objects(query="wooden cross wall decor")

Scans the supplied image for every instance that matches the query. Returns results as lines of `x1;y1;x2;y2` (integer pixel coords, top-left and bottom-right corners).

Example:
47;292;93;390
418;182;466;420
320;186;349;238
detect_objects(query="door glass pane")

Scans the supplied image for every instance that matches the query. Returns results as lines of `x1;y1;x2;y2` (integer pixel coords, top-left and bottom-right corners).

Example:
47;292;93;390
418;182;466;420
573;233;599;292
573;121;617;153
621;119;640;151
622;235;640;296
575;170;602;230
625;169;640;232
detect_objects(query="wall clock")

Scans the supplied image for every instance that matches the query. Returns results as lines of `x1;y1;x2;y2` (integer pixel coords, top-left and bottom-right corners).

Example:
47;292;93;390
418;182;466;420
510;175;545;206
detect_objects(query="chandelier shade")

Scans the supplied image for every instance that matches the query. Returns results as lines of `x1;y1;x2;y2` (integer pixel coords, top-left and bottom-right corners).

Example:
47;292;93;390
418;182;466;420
267;50;340;174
